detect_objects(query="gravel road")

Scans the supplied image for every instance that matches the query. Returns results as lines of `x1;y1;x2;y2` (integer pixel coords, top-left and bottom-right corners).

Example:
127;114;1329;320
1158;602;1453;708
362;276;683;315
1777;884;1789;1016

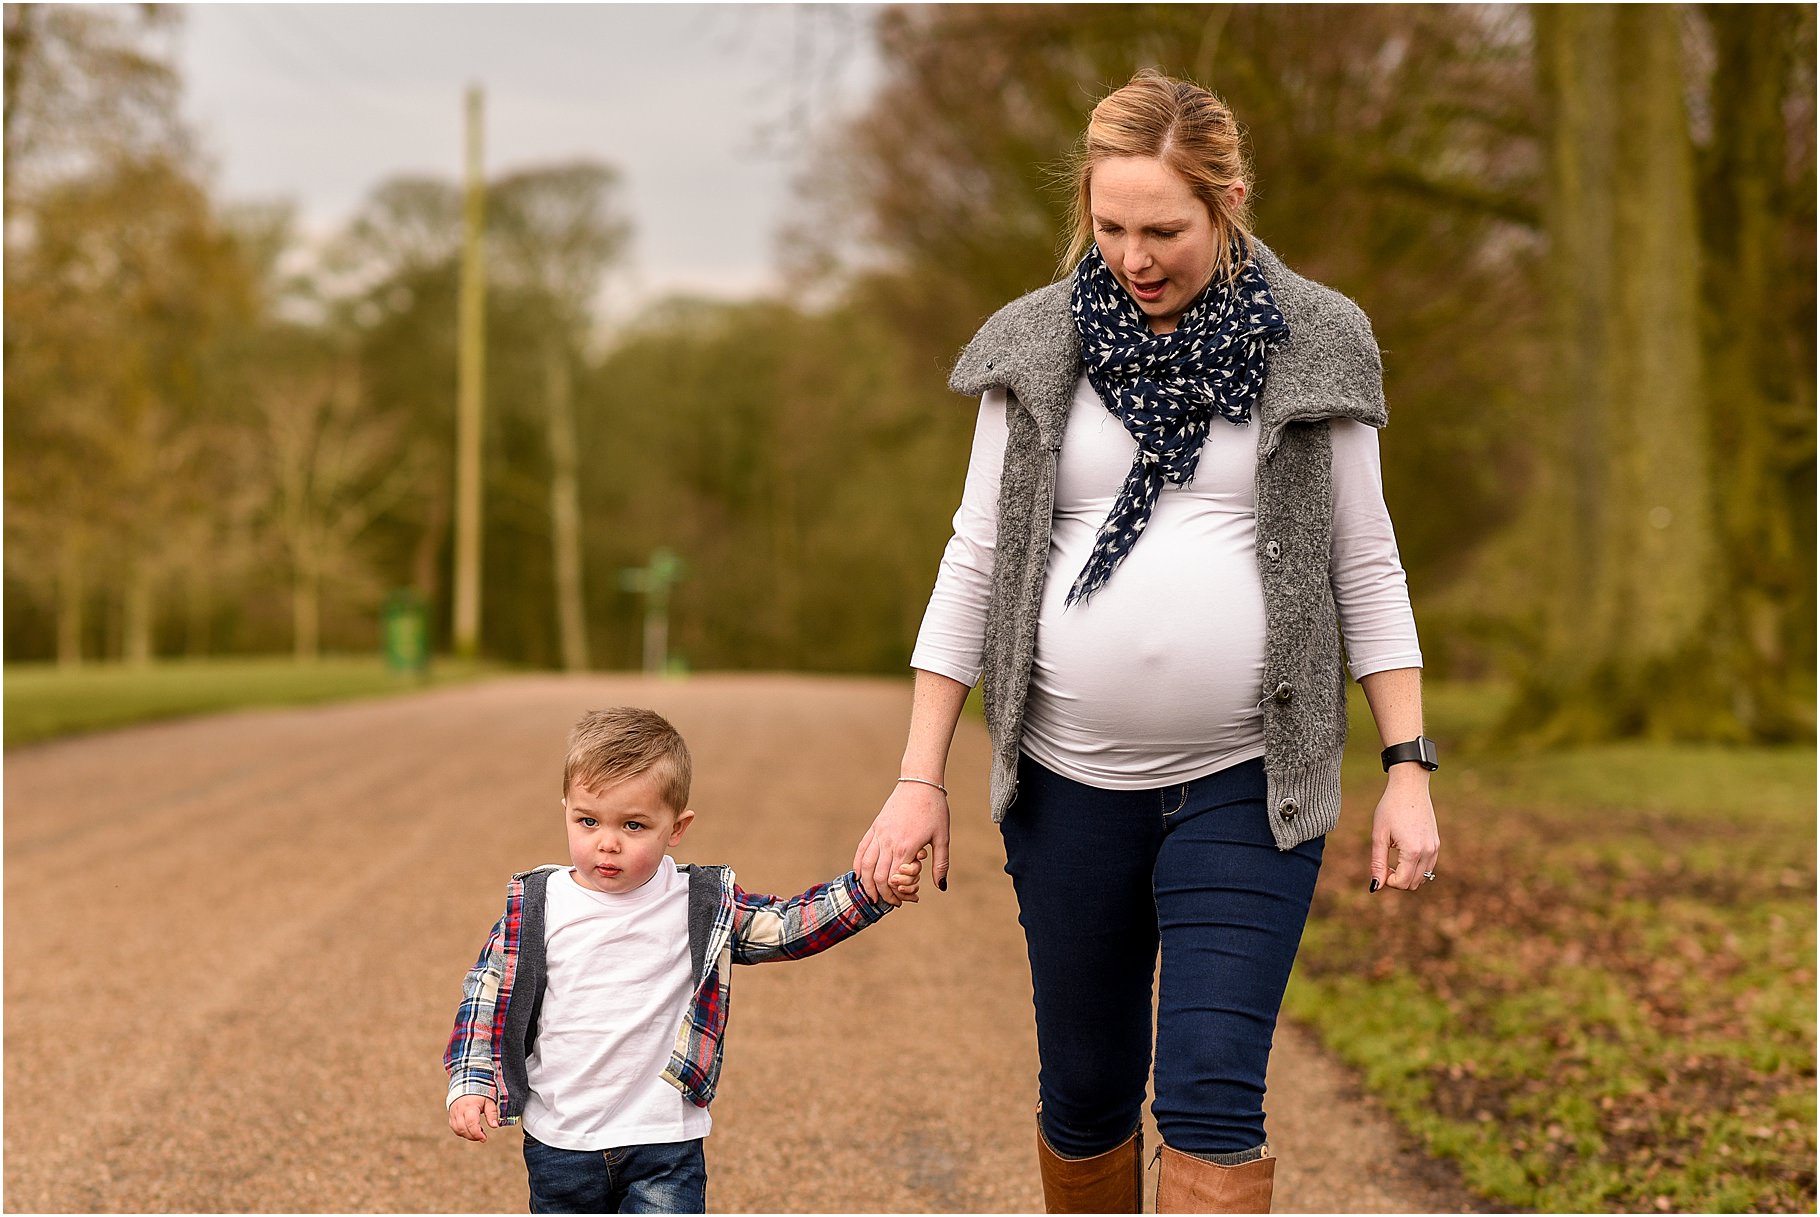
4;674;1481;1212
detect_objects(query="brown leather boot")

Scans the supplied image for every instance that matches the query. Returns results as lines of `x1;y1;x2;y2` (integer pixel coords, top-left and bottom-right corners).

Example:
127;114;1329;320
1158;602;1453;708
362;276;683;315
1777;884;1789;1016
1035;1119;1143;1213
1155;1143;1275;1213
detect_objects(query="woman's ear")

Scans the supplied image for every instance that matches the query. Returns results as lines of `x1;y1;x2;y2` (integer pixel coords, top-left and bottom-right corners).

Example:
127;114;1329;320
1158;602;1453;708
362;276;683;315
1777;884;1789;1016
1225;181;1248;210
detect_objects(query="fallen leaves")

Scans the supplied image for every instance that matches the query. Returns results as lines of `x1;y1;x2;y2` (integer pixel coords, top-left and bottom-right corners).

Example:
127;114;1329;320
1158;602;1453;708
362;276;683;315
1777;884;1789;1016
1294;778;1817;1213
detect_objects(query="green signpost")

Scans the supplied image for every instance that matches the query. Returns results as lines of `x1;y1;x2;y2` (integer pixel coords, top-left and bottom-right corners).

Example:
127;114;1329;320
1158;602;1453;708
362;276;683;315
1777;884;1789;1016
618;547;684;675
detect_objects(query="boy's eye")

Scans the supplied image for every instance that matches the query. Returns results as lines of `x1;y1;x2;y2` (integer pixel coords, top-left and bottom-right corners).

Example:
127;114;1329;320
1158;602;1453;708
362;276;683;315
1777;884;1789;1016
579;816;599;828
623;820;645;833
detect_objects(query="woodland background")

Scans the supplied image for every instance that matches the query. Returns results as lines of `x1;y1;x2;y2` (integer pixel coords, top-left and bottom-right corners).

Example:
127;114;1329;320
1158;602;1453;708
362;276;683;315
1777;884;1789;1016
5;4;1815;746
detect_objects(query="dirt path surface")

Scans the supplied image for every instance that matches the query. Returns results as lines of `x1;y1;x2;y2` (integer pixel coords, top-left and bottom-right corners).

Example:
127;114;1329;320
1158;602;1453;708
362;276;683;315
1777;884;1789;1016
6;675;1480;1213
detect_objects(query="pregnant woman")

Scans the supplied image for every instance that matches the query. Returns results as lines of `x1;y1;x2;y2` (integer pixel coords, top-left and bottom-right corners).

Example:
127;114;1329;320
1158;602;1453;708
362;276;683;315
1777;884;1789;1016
853;69;1441;1213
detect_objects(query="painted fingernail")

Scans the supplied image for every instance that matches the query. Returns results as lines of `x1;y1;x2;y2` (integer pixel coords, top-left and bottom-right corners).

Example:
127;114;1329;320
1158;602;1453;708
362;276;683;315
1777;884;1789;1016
1369;878;1381;893
938;877;948;892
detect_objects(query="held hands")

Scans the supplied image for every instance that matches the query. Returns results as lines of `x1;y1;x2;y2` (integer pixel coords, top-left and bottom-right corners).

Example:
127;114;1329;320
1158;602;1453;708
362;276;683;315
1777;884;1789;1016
886;846;930;904
1369;767;1440;893
448;1095;500;1142
854;780;951;906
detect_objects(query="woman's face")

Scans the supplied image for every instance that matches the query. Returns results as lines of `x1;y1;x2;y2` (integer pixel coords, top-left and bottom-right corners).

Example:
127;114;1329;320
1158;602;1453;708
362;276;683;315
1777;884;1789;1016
1088;156;1234;334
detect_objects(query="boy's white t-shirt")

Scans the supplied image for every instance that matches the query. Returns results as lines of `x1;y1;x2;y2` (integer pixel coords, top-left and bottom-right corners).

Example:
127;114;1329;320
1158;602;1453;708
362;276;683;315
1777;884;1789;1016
521;856;712;1150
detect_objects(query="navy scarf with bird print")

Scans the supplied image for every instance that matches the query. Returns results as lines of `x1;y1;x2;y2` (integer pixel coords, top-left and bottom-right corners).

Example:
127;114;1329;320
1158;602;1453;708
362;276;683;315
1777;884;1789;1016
1065;239;1290;606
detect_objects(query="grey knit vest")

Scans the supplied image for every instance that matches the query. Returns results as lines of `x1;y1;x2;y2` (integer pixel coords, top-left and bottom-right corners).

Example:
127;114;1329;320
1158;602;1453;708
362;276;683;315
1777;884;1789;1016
946;241;1389;850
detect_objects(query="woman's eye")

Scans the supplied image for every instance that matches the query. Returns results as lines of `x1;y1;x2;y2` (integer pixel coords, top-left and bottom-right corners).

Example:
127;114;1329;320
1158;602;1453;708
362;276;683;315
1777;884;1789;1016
1155;231;1179;239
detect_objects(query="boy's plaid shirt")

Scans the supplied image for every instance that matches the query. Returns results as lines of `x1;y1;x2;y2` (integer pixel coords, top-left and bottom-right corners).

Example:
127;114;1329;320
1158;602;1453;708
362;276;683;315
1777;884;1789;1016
444;863;891;1118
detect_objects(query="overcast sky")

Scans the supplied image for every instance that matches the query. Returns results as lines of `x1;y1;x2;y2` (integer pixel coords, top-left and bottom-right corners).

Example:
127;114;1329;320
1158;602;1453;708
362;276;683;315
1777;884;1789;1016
176;5;883;312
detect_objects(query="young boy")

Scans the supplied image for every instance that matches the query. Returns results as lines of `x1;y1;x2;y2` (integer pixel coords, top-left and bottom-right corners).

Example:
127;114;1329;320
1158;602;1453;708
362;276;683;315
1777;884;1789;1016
444;706;919;1214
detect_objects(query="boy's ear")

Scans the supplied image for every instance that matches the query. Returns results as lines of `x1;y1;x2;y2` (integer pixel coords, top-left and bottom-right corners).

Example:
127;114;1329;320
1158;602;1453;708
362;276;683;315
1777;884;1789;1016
666;809;695;846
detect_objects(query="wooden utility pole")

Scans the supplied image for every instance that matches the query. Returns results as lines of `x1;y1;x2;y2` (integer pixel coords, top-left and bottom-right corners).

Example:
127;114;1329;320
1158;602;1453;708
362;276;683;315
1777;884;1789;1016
452;84;487;660
545;338;591;671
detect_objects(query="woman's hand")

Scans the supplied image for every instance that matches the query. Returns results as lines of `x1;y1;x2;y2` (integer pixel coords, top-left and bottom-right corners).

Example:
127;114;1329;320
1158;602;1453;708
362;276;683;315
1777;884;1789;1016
1356;667;1438;893
856;669;968;904
854;782;951;905
1370;767;1439;892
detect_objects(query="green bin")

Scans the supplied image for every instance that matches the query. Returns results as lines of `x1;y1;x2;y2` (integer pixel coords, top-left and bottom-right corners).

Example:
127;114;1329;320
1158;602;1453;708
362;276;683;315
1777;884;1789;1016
382;591;430;675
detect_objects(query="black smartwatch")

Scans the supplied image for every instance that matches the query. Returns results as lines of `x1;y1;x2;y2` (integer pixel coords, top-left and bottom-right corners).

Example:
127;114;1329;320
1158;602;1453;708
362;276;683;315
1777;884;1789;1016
1381;736;1439;772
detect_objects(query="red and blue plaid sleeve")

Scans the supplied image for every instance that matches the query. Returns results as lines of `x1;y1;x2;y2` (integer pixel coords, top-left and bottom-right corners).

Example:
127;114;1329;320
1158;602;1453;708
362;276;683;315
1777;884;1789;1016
728;870;892;965
443;912;507;1106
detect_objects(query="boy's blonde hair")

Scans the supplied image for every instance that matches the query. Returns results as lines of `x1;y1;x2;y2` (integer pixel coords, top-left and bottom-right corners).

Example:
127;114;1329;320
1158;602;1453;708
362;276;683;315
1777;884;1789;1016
564;707;692;814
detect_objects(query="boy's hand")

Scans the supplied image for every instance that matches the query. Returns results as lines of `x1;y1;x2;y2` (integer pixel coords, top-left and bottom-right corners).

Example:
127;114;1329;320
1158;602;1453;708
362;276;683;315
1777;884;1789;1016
449;1095;500;1142
887;846;928;904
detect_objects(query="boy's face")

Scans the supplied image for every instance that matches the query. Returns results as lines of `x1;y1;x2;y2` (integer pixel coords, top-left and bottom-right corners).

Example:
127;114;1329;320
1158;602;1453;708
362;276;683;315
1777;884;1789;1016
563;769;693;895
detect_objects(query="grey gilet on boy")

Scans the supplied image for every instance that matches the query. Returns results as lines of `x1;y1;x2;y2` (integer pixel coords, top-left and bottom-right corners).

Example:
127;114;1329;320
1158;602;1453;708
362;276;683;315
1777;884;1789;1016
494;864;733;1115
946;239;1389;851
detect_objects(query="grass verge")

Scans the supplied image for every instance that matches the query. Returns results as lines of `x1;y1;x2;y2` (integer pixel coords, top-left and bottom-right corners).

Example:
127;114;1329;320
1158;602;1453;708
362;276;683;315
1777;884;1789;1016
1285;681;1816;1212
4;655;503;747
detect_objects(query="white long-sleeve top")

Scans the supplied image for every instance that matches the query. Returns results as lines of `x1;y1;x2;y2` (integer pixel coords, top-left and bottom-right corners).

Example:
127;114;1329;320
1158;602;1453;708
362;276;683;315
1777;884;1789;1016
910;375;1423;789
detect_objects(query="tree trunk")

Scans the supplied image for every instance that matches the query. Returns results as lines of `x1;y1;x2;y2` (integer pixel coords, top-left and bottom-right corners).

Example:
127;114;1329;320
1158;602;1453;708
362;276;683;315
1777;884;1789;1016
771;452;802;668
1698;5;1812;738
1531;3;1617;666
121;560;154;667
55;541;83;668
293;554;320;662
1520;4;1732;740
184;560;211;658
1600;4;1714;678
544;338;590;672
412;474;450;615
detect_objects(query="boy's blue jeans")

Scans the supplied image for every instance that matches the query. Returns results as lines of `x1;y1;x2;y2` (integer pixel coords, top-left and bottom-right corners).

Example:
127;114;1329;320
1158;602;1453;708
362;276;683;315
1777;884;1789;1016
522;1133;706;1214
1000;752;1325;1158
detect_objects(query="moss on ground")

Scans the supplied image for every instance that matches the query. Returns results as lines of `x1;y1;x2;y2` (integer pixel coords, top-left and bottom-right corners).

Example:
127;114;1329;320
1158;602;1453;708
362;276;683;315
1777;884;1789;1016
1286;682;1816;1212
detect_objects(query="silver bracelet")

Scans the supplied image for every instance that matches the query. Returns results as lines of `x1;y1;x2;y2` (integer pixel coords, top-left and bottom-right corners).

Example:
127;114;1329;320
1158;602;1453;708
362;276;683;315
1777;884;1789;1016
896;776;948;796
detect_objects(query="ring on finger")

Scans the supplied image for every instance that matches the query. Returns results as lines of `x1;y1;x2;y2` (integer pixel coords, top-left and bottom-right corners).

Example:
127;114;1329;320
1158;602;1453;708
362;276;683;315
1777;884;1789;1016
1422;870;1438;881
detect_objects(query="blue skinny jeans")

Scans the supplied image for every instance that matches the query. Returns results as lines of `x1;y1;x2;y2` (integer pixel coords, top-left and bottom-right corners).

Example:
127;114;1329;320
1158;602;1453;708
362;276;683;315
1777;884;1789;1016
522;1133;706;1214
1000;752;1324;1158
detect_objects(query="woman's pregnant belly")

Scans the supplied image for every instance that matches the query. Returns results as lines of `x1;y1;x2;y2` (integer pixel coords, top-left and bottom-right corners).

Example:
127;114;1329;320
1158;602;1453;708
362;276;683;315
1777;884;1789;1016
1021;493;1268;789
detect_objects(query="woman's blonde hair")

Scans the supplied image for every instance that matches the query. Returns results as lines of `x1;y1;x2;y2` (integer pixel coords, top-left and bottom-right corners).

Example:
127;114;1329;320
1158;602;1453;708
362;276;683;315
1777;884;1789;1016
1059;69;1256;284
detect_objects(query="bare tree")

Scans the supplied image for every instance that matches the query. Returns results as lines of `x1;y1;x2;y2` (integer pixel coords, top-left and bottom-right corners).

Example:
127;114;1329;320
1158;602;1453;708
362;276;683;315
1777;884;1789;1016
5;153;256;664
489;163;632;672
254;339;425;660
3;3;186;215
3;5;221;665
327;175;467;630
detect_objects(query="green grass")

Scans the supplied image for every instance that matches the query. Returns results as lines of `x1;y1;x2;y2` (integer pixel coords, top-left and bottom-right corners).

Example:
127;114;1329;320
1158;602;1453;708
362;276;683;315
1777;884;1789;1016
4;655;504;746
1287;681;1817;1212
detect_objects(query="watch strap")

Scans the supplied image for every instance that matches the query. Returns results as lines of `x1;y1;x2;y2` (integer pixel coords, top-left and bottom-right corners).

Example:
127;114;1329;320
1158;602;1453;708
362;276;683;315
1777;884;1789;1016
1381;736;1439;772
